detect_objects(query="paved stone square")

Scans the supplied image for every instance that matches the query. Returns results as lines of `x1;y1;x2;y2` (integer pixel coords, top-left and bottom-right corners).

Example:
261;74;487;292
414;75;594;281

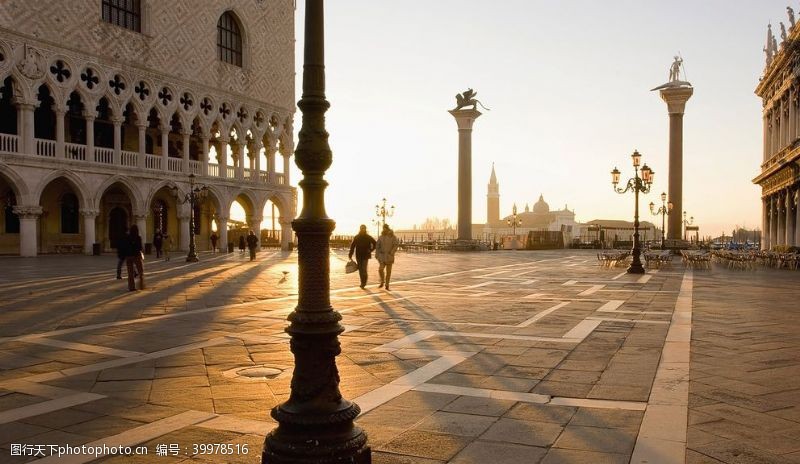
0;250;797;463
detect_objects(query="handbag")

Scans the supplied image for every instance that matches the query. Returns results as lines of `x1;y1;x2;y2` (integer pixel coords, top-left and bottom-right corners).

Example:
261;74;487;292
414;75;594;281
345;260;358;274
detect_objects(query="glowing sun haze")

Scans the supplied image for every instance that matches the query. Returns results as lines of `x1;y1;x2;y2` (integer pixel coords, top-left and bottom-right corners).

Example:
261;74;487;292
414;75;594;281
269;0;779;238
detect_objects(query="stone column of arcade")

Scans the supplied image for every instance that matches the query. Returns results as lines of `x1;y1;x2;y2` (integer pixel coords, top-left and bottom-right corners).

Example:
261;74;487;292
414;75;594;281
449;100;482;241
261;1;371;462
653;57;693;242
81;210;99;255
14;206;42;257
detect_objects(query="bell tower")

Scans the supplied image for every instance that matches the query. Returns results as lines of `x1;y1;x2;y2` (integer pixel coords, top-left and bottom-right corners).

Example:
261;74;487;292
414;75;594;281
487;163;500;225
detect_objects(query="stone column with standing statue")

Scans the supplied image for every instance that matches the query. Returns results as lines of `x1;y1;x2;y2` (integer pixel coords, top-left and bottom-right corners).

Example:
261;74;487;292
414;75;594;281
652;56;693;244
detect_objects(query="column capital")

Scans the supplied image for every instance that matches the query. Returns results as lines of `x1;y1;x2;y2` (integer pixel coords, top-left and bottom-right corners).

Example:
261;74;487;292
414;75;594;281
80;209;100;218
110;116;125;125
82;110;98;120
134;213;149;220
12;205;43;218
159;123;172;133
658;86;694;114
448;108;482;130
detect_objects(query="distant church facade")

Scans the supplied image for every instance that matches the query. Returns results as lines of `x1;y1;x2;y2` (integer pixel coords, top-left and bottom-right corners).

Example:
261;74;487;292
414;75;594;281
480;165;579;246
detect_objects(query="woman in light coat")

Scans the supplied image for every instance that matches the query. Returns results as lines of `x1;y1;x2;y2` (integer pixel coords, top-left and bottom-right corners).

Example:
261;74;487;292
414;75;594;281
375;224;400;290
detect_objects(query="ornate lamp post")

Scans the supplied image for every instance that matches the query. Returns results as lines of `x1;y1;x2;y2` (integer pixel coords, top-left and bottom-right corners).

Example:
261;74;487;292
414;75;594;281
649;192;673;249
611;150;654;274
172;174;208;262
507;203;522;249
262;1;371;462
375;197;395;229
682;211;694;241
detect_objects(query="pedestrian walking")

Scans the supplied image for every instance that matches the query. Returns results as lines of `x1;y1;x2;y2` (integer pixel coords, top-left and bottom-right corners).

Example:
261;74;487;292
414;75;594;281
163;233;172;261
348;224;376;289
238;235;246;254
210;232;218;253
115;232;129;279
125;224;145;291
153;231;163;258
246;230;259;261
375;224;400;291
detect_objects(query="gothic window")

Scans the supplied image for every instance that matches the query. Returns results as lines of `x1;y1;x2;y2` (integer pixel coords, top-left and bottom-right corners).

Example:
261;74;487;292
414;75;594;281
60;193;79;234
4;191;19;234
217;12;243;67
102;0;141;33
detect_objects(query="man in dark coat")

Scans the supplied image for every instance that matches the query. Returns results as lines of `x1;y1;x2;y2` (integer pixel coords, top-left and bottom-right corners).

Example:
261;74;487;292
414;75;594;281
246;230;259;261
349;224;376;288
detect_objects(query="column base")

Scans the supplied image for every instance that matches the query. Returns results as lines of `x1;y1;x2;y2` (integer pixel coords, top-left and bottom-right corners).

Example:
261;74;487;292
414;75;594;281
627;262;646;274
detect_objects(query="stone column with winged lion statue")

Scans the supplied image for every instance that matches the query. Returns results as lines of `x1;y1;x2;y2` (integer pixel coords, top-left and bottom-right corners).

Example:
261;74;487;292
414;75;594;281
449;89;488;241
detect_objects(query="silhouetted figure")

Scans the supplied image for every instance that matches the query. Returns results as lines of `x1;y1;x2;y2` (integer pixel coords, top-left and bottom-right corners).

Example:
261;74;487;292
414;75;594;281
163;233;172;261
126;225;145;291
153;232;163;258
375;224;400;291
246;230;259;261
349;224;376;289
210;232;219;253
238;235;246;254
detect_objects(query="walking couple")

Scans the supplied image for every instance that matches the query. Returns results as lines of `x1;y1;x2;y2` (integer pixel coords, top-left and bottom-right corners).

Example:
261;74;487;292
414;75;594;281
349;224;399;290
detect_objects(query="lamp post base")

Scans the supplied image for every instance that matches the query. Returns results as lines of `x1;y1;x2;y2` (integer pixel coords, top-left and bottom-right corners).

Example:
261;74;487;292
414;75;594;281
186;254;199;263
627;260;645;274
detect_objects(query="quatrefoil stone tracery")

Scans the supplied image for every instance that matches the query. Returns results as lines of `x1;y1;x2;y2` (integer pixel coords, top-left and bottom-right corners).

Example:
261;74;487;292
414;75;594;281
135;81;150;101
49;60;71;83
80;68;99;89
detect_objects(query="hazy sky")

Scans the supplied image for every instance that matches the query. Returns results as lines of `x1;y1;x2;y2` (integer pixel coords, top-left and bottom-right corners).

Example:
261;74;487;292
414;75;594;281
283;0;784;237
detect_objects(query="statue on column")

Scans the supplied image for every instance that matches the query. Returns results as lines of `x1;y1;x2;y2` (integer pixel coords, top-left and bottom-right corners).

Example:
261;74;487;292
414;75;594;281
453;88;490;111
668;56;683;82
781;22;788;42
789;7;796;30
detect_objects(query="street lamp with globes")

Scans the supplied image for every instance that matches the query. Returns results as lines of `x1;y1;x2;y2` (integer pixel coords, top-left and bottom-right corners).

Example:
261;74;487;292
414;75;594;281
649;192;673;249
375;197;395;229
611;149;654;274
171;173;208;262
682;211;694;241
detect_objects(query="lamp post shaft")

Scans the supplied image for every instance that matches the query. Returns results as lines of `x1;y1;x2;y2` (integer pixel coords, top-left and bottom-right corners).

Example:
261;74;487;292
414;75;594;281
629;176;645;273
262;1;370;462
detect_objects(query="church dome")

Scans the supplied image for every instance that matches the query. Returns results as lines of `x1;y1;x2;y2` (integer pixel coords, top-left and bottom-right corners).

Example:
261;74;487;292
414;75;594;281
532;194;549;214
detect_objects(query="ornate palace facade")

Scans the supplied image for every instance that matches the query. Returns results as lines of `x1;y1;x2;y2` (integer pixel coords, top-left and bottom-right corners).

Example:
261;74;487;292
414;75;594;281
0;0;296;256
755;15;800;249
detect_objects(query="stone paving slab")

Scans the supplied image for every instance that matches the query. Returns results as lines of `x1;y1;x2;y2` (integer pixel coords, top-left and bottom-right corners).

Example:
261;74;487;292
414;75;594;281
0;250;796;462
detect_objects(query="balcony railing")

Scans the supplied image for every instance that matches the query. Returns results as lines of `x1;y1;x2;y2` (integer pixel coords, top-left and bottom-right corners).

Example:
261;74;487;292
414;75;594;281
167;157;182;172
2;134;289;187
35;138;56;157
65;143;86;161
94;147;114;165
0;133;18;153
121;150;138;167
145;154;161;170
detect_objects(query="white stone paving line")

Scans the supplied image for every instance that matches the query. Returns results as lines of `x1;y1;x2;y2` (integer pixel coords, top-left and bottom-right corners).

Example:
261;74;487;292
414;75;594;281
516;302;571;327
413;383;646;411
32;410;217;464
5;337;234;386
354;354;474;414
638;274;653;284
597;300;670;315
456;281;498;290
20;336;145;358
631;270;692;464
578;284;605;296
0;393;106;425
612;271;628;280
